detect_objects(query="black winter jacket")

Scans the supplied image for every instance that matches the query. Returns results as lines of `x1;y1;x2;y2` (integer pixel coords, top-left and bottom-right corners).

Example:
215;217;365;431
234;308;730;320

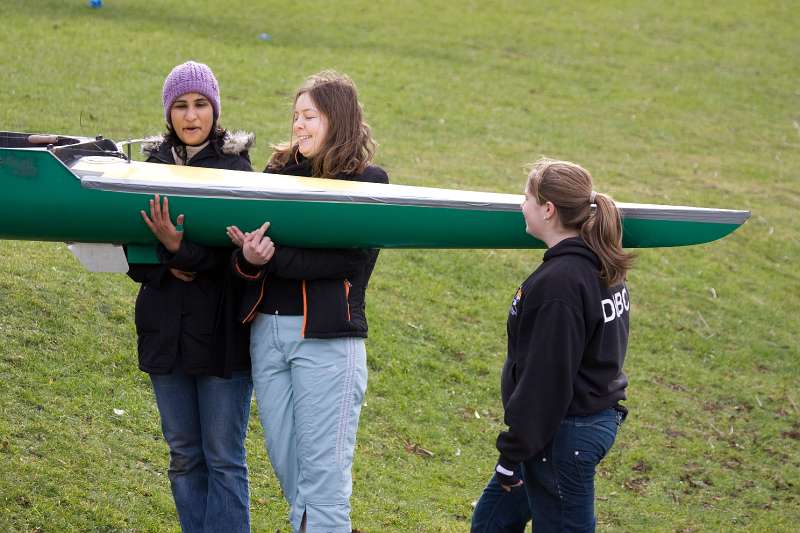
496;237;630;469
128;131;254;376
233;157;389;338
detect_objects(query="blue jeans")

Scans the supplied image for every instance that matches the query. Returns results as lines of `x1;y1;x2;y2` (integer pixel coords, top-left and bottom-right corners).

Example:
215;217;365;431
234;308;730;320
150;369;253;533
471;407;625;533
250;314;367;533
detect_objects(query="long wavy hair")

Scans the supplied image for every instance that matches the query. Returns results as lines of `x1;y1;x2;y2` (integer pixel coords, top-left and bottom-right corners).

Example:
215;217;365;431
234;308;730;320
267;70;377;178
526;158;635;286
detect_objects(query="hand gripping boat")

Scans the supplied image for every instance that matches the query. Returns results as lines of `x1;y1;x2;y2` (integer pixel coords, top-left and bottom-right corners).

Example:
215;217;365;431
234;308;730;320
0;131;750;271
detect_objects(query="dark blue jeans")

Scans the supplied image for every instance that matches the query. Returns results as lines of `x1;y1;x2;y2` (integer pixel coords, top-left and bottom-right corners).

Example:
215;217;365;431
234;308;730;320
150;370;253;533
471;407;625;533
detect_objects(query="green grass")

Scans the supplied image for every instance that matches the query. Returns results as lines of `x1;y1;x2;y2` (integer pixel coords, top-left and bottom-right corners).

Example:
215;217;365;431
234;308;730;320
1;0;799;531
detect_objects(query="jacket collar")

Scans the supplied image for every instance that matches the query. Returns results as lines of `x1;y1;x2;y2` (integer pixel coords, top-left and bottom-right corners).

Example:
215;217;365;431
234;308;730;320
142;130;255;164
279;154;313;177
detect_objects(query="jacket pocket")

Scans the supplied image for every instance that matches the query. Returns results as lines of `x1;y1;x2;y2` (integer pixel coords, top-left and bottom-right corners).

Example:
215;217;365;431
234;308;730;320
305;278;353;335
135;284;163;333
137;332;165;369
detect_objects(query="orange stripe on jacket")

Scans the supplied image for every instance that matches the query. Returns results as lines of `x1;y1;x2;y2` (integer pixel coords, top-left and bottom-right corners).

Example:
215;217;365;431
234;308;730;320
243;277;267;324
301;280;308;338
344;280;351;321
234;256;262;281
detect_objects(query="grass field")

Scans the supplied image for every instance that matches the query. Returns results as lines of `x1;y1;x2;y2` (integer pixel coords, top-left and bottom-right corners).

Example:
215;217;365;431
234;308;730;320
1;1;798;531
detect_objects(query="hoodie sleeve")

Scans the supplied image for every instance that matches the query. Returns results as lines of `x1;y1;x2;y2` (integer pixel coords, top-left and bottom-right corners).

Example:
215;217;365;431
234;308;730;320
126;263;166;286
263;246;368;280
157;240;229;273
496;299;585;468
231;249;265;281
124;244;167;286
230;246;366;282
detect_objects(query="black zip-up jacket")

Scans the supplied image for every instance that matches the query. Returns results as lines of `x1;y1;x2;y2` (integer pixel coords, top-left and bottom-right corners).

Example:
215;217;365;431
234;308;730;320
232;157;389;338
497;237;630;469
127;131;254;376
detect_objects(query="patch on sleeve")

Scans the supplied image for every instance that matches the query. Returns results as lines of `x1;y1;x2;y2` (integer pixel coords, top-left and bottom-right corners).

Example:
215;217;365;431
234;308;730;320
510;286;523;316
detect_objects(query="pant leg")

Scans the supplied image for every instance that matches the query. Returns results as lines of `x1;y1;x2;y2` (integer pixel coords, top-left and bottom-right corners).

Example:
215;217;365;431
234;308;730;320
250;314;301;511
521;442;561;533
289;334;367;533
523;408;620;533
471;473;531;532
196;370;254;533
150;371;207;533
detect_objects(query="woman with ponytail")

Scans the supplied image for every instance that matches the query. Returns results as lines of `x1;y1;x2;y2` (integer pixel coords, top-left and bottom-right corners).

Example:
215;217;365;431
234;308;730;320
471;158;634;532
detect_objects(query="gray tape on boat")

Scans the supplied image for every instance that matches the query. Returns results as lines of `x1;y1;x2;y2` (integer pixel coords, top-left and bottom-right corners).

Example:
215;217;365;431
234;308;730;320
76;172;516;211
75;171;750;224
616;204;750;224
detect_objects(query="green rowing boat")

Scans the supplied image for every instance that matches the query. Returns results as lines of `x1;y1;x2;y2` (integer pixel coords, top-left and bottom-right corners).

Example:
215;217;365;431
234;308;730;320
0;132;750;268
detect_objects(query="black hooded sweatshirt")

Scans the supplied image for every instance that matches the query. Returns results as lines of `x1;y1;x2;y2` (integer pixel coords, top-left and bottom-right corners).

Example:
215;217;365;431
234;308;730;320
497;236;630;470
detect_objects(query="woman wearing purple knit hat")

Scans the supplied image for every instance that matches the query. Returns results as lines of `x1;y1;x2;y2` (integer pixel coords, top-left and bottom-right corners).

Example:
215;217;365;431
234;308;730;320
127;60;255;533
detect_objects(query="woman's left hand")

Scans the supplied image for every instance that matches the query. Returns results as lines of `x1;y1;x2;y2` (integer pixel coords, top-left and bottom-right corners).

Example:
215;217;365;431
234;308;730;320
141;194;184;253
241;222;274;266
496;465;524;492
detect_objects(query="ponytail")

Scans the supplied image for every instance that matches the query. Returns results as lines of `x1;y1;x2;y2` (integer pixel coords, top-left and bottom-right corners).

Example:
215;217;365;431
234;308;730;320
580;192;634;286
527;158;634;286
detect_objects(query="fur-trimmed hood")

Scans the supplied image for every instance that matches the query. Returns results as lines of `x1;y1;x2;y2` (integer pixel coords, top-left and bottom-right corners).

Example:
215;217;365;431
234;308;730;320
141;130;255;157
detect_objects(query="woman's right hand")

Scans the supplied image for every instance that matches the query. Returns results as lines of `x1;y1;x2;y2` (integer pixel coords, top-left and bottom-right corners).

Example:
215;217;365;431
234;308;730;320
242;222;274;266
140;194;184;253
226;225;246;247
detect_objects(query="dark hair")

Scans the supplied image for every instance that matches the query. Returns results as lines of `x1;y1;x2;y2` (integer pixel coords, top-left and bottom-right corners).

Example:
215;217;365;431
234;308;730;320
267;70;376;178
527;158;634;286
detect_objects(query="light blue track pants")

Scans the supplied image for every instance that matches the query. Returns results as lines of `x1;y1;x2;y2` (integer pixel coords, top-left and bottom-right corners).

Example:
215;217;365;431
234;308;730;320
251;313;367;533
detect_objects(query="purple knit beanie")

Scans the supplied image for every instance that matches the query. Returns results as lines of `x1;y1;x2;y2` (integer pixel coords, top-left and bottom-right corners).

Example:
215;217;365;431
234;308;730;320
162;61;221;123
